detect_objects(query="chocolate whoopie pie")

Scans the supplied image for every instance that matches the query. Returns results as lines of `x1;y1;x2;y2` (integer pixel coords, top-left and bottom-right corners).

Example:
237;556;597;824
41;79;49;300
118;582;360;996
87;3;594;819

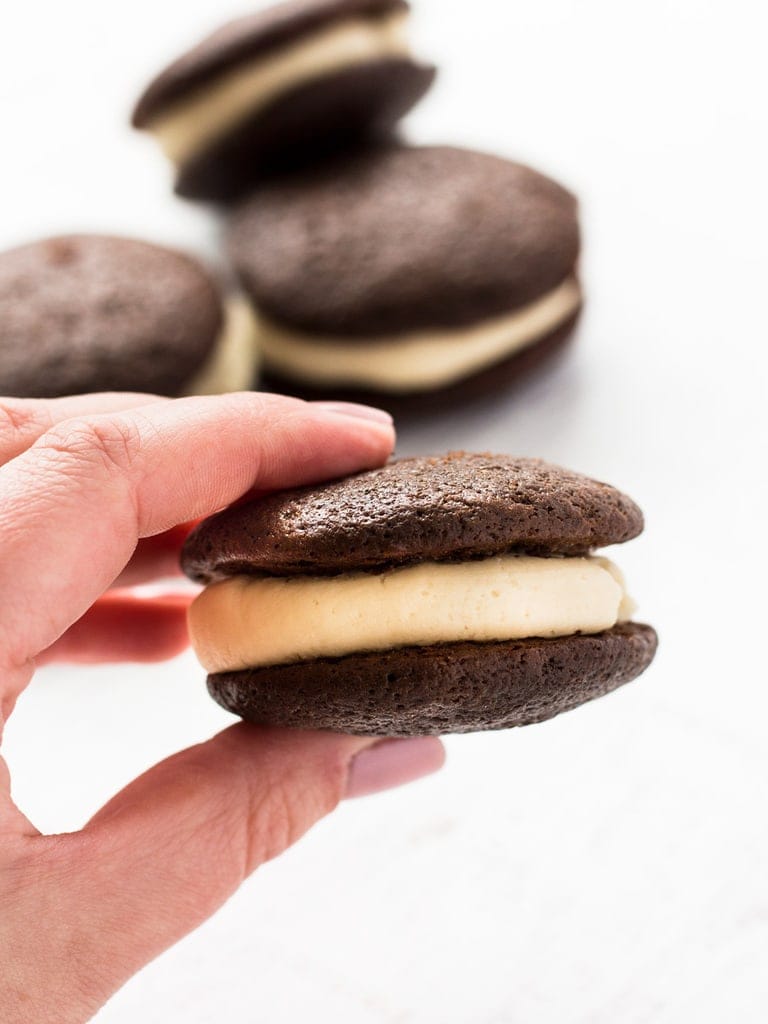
181;454;657;736
132;0;435;202
0;235;258;398
225;145;582;403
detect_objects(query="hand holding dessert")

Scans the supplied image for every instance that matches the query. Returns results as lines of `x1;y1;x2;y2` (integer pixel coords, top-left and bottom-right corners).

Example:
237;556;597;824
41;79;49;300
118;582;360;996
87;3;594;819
0;391;443;1023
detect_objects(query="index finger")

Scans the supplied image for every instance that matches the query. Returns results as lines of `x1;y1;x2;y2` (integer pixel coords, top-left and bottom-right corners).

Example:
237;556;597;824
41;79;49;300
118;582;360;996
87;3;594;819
0;392;167;465
0;393;394;679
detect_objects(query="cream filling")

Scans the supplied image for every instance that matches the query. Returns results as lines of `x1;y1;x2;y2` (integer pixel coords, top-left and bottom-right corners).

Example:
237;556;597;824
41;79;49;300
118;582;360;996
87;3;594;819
147;12;411;166
189;554;635;674
256;277;582;393
185;295;260;395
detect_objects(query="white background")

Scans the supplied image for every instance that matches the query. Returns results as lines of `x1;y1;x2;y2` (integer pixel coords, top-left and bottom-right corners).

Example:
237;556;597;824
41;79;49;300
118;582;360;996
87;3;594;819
2;1;768;1021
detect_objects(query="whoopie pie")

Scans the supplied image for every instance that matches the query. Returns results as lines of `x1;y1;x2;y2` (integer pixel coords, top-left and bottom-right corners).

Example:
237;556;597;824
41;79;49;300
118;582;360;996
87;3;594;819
225;145;582;403
181;453;657;736
0;234;258;398
133;0;436;201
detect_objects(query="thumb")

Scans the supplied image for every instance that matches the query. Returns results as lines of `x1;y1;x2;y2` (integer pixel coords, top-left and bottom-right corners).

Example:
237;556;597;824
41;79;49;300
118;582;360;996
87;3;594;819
12;726;444;1020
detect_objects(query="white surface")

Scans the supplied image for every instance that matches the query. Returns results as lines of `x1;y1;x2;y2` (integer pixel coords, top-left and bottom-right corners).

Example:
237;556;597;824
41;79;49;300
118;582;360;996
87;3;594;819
2;1;768;1021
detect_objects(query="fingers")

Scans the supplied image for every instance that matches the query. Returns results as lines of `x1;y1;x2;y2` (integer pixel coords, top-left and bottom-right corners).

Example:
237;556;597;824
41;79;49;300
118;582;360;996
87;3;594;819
0;392;165;465
36;594;192;666
2;728;443;1020
42;727;443;1014
0;393;394;680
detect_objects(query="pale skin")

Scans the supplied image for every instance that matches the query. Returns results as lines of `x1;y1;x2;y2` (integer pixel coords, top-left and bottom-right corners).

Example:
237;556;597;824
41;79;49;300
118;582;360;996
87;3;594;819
0;392;445;1023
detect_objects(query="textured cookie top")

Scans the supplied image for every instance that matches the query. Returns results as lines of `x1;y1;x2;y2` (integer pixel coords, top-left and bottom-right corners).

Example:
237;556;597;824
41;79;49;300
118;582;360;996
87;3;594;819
226;145;580;336
133;0;409;126
0;235;222;398
182;453;643;583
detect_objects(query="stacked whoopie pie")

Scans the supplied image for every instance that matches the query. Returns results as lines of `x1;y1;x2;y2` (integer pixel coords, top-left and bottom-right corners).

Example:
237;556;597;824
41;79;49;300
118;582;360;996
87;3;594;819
0;0;583;403
132;0;584;403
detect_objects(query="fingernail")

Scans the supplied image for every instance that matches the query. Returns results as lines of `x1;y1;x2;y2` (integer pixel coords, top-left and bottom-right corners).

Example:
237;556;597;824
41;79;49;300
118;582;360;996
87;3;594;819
313;401;393;426
345;737;446;799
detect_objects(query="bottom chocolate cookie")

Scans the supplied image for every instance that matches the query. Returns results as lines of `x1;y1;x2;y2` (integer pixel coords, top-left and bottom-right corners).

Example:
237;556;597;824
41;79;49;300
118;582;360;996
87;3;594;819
258;312;581;421
207;623;657;737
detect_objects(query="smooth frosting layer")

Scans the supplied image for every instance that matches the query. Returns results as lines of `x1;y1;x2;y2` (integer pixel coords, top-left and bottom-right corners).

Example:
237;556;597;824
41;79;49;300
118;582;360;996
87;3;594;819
185;295;260;395
189;554;634;673
256;277;582;392
147;12;411;166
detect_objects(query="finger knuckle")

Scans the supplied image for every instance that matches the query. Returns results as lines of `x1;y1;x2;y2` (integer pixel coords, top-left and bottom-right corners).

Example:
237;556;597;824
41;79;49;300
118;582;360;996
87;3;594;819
240;757;345;875
248;781;304;865
0;398;48;459
36;416;144;479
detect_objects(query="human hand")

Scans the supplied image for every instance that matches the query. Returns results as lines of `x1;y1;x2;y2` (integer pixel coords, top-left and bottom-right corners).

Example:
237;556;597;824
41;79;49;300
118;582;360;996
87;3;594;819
0;392;445;1023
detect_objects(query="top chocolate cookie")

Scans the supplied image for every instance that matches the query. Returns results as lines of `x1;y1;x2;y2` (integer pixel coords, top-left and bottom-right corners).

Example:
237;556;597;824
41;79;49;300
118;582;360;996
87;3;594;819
226;145;580;335
134;0;409;123
133;0;435;201
181;453;643;583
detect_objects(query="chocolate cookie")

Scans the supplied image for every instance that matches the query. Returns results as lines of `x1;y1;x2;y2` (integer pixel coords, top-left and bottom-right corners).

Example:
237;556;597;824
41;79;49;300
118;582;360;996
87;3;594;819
133;0;435;202
183;453;643;582
182;454;656;736
225;145;582;399
0;235;235;398
209;625;657;736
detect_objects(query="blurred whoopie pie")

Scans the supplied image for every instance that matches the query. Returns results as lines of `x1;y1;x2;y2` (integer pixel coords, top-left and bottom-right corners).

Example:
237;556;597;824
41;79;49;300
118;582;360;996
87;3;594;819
0;234;258;398
133;0;436;201
225;145;582;403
